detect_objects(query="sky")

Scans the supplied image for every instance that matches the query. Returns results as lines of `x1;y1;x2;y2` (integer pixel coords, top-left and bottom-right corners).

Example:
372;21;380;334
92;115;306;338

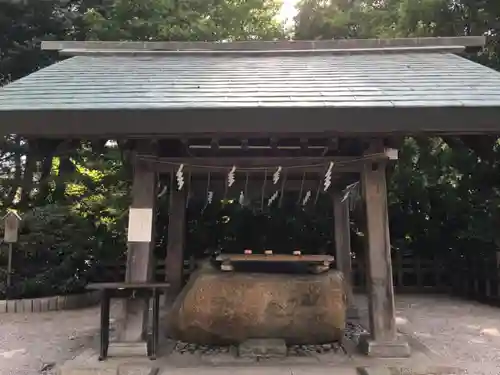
278;0;300;24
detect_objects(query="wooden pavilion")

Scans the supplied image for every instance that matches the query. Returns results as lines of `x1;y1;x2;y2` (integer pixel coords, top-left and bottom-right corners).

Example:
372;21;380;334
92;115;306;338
1;36;499;358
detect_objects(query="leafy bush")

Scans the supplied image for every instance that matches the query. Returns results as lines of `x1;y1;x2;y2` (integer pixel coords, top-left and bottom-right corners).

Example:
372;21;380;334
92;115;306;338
0;204;124;299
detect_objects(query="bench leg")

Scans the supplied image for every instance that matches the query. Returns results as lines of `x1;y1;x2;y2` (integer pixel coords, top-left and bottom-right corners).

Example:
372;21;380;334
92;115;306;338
150;289;160;360
99;290;110;361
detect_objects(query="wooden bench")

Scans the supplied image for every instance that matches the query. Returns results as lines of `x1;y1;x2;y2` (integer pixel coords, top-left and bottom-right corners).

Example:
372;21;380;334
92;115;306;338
86;282;170;361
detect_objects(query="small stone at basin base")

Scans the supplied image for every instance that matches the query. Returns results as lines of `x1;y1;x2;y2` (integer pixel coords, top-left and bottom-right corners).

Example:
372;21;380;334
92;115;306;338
346;306;360;320
57;368;117;375
359;336;411;358
357;367;393;375
107;342;148;357
238;338;287;358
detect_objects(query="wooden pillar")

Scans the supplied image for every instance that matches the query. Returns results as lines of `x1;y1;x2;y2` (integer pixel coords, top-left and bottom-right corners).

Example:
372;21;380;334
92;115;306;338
332;190;357;319
121;155;157;343
166;188;187;300
360;160;410;357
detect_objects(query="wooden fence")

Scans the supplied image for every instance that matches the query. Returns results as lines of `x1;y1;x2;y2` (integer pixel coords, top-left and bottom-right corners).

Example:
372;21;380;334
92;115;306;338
95;251;500;305
352;252;450;293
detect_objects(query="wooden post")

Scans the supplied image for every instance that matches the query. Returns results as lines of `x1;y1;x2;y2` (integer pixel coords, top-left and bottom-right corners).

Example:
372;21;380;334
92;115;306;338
332;190;357;319
121;151;157;343
166;188;187;300
415;256;423;290
496;252;500;300
3;210;22;293
359;160;410;357
7;244;12;288
395;251;403;290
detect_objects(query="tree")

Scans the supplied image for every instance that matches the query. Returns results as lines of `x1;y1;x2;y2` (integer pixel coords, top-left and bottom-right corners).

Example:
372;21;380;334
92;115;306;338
83;0;284;41
0;0;79;210
295;0;465;39
293;0;500;263
0;0;288;298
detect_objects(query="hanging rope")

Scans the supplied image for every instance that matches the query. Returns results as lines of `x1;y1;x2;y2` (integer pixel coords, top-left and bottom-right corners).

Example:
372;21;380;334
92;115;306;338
297;171;306;205
261;169;268;211
168;167;175;211
278;168;287;208
314;178;322;206
302;190;311;206
273;166;282;184
186;168;192;208
267;190;279;207
323;161;334;192
202;171;212;213
137;153;383;212
176;164;185;191
206;171;212;200
137;153;386;171
169;167;174;195
242;171;249;206
223;168;229;201
228;165;236;187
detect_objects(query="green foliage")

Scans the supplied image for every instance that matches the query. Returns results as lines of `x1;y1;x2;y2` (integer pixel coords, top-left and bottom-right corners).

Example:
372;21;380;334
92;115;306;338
0;0;79;85
2;0;500;299
0;204;124;299
294;0;498;42
293;0;500;261
0;0;286;298
388;136;500;261
182;194;334;258
83;0;284;41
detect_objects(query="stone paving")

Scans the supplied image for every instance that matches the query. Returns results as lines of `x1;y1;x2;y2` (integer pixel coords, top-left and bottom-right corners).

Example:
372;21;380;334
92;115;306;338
1;295;500;374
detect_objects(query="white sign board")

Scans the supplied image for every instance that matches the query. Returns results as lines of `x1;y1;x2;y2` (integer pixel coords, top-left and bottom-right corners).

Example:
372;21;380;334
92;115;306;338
127;208;153;242
3;212;21;243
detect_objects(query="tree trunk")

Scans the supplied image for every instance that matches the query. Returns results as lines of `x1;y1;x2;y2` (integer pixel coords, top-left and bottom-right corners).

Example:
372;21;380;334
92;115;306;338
53;155;75;202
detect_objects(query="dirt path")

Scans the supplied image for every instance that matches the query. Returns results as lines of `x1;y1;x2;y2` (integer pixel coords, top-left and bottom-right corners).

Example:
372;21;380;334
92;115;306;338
1;295;500;375
395;295;500;374
0;304;120;375
356;294;500;374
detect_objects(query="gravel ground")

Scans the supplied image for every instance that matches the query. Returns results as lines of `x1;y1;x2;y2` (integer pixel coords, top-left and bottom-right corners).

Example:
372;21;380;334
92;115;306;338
0;303;121;375
357;294;500;375
172;341;346;357
171;321;365;357
1;295;500;375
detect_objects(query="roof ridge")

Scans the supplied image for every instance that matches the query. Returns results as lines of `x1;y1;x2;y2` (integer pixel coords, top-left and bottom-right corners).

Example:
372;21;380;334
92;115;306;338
58;46;467;57
42;36;485;55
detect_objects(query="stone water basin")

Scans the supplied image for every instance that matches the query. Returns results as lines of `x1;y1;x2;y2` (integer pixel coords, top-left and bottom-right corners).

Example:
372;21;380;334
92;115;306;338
167;262;347;345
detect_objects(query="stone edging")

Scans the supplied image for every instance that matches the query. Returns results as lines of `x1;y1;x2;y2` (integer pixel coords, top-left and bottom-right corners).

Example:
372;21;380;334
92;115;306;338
0;291;100;313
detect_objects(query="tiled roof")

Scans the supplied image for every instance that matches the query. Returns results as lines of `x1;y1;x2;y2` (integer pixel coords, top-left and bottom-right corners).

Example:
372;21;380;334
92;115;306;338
1;52;500;111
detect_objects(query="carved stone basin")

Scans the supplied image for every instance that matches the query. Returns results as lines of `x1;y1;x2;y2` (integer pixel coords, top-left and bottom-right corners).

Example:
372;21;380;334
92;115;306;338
166;262;347;345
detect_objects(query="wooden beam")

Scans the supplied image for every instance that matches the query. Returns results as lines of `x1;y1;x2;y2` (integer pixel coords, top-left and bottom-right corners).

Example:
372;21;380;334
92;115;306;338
8;107;500;138
183;148;330;158
188;179;332;201
166;189;187;299
332;189;356;317
139;155;387;174
60;46;470;58
42;36;485;54
122;146;157;343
